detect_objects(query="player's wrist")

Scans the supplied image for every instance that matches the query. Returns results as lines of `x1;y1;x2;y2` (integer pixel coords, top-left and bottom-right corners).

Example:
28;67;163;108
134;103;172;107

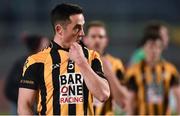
76;57;88;67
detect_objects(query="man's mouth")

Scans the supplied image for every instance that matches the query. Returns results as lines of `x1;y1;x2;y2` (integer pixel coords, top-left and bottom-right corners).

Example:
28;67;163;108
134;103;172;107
95;44;100;49
76;37;82;43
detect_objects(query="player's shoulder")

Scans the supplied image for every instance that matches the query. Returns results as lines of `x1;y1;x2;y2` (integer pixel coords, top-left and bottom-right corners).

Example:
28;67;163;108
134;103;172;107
105;54;124;69
126;62;141;74
88;48;100;58
23;48;51;72
162;60;177;71
106;54;123;62
125;63;140;80
27;47;51;64
129;61;141;69
105;54;116;60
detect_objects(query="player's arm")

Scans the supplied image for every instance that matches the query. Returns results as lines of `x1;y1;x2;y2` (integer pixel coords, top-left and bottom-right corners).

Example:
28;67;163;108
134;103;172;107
124;69;138;114
17;57;41;115
101;57;129;108
170;69;180;114
18;88;37;115
69;43;110;102
172;86;180;114
115;59;125;82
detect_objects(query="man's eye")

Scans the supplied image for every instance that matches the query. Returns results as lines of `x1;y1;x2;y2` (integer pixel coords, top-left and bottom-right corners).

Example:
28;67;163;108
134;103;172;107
99;35;104;38
73;28;80;33
74;26;82;33
91;35;105;39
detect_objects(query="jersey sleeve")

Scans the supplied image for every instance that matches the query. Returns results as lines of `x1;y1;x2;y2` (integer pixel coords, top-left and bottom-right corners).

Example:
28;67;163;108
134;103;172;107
124;67;138;92
90;51;106;79
19;56;43;90
114;59;125;81
170;66;180;87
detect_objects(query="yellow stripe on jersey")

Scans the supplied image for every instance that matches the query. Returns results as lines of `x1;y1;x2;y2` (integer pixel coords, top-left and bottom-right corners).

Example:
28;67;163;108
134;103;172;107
105;54;124;81
19;41;105;115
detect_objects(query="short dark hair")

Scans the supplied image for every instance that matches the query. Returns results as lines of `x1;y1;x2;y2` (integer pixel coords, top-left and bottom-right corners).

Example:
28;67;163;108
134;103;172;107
86;21;107;34
51;3;83;30
138;22;165;47
143;32;161;45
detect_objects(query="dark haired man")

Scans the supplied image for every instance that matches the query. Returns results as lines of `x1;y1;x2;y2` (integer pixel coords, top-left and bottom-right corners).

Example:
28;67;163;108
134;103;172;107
129;22;169;65
125;33;180;115
18;3;110;115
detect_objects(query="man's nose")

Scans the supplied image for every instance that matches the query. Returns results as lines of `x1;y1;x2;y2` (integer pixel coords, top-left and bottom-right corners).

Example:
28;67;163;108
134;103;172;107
79;29;85;37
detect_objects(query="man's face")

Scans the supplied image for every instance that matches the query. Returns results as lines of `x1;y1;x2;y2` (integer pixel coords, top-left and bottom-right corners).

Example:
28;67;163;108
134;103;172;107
86;27;107;54
145;39;163;62
60;14;85;47
160;26;169;48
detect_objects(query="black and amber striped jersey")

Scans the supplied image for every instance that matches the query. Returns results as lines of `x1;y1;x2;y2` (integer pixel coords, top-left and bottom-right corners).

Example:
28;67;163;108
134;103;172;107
125;60;180;115
105;54;125;82
19;41;106;115
93;54;124;115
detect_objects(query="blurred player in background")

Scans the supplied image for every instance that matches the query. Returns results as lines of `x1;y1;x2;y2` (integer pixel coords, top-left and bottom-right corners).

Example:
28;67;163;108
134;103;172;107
18;3;110;115
4;34;49;114
129;21;178;113
125;31;180;115
129;22;169;65
84;21;129;115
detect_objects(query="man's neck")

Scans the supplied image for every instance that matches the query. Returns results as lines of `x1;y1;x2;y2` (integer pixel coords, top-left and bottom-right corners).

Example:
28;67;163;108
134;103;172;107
97;49;105;56
54;35;70;49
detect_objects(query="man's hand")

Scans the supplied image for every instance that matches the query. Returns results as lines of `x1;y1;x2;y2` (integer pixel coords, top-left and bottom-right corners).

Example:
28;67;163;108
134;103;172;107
172;86;180;114
69;43;110;102
69;42;87;65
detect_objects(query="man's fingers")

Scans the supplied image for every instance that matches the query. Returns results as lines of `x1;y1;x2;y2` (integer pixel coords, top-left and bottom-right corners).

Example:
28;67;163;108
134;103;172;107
72;42;78;47
70;45;74;50
73;42;81;48
70;43;76;50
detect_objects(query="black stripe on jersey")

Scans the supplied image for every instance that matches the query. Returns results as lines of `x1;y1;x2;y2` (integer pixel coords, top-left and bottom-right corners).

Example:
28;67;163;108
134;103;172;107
91;58;106;79
93;106;96;114
161;64;168;114
50;48;61;115
170;74;179;87
100;99;113;115
38;64;47;115
151;67;158;115
82;47;89;115
154;104;158;115
100;106;106;115
67;59;76;115
116;69;123;80
82;47;89;59
126;76;138;92
140;61;148;114
19;63;43;90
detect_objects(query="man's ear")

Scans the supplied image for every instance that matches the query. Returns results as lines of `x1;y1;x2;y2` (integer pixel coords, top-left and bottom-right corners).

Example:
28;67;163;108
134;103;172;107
55;24;63;36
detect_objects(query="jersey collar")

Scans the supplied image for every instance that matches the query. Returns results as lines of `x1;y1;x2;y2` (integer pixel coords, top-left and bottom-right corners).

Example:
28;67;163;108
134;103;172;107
50;40;69;52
